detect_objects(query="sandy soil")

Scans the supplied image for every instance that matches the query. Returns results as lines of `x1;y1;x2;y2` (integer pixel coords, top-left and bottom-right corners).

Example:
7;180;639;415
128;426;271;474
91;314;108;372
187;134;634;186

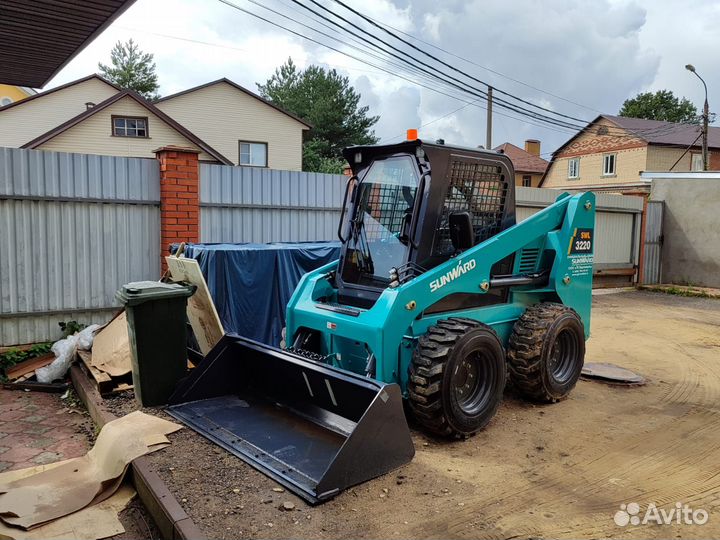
113;290;720;539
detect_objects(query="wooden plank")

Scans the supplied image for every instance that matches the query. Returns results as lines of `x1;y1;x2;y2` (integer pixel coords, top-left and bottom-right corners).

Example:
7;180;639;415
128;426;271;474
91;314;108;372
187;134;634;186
6;352;55;380
78;350;115;395
166;255;224;355
3;381;69;392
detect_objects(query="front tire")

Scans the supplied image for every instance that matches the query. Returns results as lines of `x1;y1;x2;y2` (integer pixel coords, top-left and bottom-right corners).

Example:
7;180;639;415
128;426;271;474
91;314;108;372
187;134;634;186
507;303;585;402
408;318;506;438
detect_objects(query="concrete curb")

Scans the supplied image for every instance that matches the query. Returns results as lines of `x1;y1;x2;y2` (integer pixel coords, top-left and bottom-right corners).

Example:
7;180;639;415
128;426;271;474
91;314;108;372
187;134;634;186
70;364;205;540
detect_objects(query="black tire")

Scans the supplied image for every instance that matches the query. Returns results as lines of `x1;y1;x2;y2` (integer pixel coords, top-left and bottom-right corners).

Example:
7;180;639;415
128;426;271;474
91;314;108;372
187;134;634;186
507;303;585;402
408;318;506;438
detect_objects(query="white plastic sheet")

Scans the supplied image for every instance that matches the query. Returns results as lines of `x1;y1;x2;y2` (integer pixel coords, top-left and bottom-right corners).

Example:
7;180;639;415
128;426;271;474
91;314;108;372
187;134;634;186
35;324;100;383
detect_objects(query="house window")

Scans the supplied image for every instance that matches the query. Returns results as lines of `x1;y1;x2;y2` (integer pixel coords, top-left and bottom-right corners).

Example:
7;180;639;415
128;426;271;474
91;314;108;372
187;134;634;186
691;152;703;171
568;158;579;179
112;116;148;137
602;153;616;176
239;141;268;167
522;175;532;187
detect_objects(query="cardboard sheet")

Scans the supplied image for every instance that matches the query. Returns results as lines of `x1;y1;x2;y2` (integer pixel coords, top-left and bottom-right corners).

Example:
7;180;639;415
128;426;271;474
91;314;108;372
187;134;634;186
166;255;224;355
90;312;131;378
0;463;135;540
0;411;180;530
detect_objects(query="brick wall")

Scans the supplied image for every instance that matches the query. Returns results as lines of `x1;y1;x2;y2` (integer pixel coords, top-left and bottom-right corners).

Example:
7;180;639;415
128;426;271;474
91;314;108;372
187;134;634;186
154;146;200;270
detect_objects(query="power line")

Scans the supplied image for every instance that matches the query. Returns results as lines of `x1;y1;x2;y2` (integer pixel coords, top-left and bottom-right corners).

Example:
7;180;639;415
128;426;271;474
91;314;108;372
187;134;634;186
358;10;603;114
329;0;592;125
294;0;588;131
216;0;590;135
216;0;702;146
115;25;250;52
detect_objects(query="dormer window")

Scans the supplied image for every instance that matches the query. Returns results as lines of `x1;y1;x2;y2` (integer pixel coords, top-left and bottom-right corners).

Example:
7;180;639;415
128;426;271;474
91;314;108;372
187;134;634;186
112;116;148;138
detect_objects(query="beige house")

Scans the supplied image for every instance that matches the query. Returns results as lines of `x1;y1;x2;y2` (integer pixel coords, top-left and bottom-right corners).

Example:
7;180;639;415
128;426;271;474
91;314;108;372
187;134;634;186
0;74;310;169
155;79;310;169
541;115;720;192
494;139;548;187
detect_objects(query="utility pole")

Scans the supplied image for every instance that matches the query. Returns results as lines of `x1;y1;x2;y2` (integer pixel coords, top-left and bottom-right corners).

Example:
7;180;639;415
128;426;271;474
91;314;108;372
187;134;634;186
486;86;493;150
686;64;709;170
702;96;709;171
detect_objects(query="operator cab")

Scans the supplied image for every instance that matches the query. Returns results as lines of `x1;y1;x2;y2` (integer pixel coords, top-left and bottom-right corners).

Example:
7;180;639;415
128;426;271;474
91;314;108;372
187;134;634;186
334;139;516;309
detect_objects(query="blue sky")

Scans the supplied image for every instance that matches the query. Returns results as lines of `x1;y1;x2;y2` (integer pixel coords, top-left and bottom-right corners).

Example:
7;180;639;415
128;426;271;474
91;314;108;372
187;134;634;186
50;0;720;155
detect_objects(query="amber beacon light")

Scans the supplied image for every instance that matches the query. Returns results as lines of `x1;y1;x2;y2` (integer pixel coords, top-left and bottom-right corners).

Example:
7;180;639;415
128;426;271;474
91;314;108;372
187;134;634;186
406;128;418;141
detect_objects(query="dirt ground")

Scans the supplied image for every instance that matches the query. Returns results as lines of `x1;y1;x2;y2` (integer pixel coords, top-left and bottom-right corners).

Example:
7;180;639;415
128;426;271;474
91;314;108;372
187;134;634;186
111;290;720;539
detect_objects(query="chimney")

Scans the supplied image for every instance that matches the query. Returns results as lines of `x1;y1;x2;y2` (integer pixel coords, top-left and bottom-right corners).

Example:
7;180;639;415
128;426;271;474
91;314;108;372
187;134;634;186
525;139;540;156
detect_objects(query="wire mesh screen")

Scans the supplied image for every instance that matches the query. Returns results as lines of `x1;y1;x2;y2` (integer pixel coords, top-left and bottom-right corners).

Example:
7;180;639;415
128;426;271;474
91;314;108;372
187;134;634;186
364;184;415;240
433;160;508;256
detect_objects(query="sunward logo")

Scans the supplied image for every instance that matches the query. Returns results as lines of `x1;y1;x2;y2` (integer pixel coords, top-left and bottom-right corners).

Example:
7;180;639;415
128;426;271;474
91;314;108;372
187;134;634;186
429;259;476;292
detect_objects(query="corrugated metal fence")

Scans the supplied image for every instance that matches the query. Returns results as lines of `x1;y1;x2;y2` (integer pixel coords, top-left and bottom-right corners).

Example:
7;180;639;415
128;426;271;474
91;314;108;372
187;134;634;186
200;164;345;242
0;147;160;345
200;166;644;284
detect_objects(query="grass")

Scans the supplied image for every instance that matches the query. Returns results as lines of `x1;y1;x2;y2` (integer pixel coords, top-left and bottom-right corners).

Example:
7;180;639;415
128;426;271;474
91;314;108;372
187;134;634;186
638;284;716;299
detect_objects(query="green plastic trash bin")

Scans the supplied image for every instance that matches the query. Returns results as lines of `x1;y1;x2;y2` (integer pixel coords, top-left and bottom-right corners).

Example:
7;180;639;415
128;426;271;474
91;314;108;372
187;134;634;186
116;281;196;407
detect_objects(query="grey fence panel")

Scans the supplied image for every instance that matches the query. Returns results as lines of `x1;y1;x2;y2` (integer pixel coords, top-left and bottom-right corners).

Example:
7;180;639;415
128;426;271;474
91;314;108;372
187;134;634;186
643;201;664;284
200;164;345;243
0;148;160;345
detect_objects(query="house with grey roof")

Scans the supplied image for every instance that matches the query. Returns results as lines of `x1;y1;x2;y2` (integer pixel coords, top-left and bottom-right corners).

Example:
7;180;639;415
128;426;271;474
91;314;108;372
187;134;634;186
541;114;720;192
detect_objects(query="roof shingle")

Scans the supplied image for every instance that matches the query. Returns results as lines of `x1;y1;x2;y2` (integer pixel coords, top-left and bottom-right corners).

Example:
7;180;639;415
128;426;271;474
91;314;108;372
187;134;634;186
494;142;549;174
603;115;720;148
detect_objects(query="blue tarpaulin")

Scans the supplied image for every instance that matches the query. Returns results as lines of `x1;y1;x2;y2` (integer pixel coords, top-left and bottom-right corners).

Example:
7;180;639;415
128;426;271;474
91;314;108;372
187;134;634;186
180;242;341;346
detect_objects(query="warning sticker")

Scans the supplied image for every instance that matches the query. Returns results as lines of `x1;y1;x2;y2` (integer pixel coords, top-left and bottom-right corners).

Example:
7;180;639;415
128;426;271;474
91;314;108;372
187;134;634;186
568;228;594;255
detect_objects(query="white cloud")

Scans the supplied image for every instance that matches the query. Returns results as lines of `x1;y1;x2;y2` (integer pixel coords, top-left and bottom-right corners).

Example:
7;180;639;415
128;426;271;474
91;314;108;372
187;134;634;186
47;0;718;154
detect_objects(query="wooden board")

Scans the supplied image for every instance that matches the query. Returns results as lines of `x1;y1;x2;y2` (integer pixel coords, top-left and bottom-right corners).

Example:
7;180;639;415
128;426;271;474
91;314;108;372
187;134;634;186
166;255;224;355
5;353;54;381
77;350;132;396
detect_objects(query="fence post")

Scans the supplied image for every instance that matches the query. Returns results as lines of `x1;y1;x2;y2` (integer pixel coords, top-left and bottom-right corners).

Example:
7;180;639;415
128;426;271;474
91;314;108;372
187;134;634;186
154;146;201;271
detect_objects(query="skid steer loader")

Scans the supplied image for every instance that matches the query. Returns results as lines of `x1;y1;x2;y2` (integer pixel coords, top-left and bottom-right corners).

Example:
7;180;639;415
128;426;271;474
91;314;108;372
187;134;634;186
168;138;595;504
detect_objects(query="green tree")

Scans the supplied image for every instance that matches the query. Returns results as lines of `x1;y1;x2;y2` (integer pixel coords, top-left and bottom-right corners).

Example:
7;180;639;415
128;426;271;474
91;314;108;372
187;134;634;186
619;90;698;123
258;58;378;172
98;39;160;100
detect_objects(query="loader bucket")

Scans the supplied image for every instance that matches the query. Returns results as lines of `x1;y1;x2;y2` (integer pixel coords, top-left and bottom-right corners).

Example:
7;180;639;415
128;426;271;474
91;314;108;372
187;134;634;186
167;334;415;504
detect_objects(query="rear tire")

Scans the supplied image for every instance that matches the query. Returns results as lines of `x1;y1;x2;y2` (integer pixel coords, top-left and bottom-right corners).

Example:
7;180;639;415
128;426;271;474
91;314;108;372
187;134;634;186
408;318;506;438
507;303;585;402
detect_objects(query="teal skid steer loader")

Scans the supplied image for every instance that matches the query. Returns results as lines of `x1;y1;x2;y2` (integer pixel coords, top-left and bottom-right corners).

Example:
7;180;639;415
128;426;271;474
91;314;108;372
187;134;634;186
168;139;595;504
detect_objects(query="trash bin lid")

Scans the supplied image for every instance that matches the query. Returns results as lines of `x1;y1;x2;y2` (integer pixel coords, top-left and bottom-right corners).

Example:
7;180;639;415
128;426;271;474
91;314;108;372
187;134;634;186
116;281;196;306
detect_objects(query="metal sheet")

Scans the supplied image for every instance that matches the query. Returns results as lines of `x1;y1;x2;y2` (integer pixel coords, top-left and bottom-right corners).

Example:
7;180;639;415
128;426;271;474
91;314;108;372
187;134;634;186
199;164;344;243
582;362;646;385
643;201;664;284
0;148;160;345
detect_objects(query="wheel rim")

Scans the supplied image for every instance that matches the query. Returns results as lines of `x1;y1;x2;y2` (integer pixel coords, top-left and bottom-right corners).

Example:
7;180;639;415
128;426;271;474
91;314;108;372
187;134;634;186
452;350;495;415
548;328;579;383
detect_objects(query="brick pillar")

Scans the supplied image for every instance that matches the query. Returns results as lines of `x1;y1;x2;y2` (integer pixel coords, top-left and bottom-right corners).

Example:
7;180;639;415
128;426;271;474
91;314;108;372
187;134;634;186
154;146;201;271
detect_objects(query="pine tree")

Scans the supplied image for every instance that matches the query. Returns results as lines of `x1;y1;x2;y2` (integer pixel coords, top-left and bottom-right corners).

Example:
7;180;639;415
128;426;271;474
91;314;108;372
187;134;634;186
98;39;160;100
